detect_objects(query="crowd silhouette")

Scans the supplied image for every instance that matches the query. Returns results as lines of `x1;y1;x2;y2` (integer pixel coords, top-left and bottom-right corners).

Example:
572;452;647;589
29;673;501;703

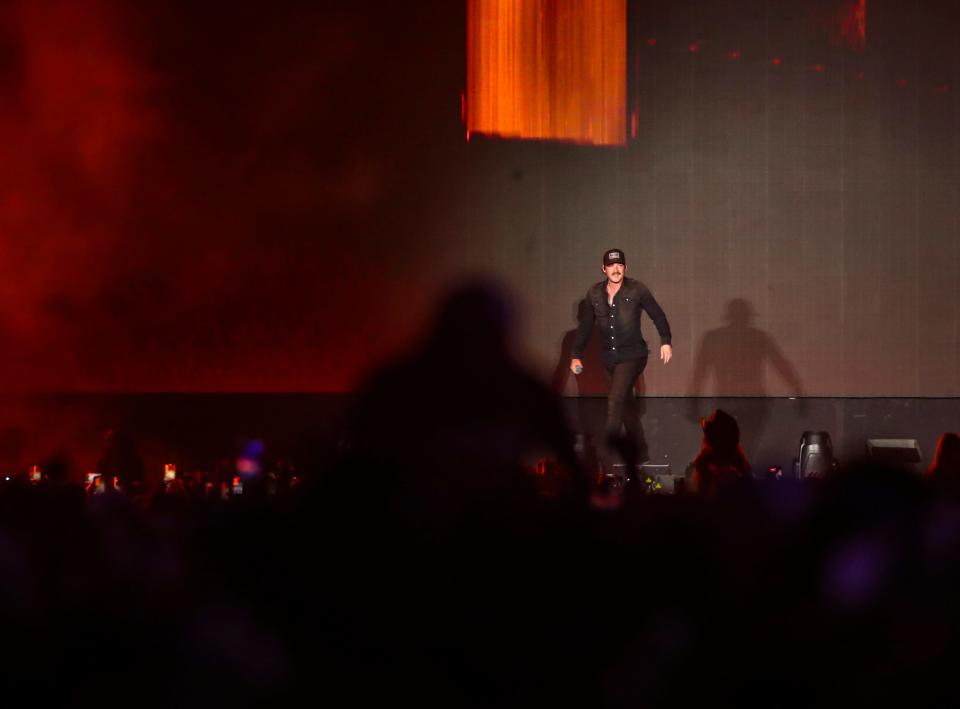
1;283;959;707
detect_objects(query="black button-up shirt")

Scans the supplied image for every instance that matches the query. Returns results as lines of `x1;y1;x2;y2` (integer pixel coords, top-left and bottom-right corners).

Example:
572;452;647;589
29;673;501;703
571;277;671;367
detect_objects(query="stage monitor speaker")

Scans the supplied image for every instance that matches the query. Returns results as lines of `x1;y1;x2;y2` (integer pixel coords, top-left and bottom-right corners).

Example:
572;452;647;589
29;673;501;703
795;431;837;479
865;439;923;471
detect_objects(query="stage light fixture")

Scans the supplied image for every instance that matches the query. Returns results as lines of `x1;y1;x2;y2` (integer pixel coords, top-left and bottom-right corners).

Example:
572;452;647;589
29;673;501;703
794;431;837;479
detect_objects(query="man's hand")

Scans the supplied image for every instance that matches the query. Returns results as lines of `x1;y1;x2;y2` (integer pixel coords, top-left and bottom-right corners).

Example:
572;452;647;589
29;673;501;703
570;358;584;374
660;344;672;364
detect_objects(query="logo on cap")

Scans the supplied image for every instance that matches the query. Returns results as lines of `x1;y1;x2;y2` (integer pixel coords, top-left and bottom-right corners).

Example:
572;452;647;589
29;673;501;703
603;249;626;265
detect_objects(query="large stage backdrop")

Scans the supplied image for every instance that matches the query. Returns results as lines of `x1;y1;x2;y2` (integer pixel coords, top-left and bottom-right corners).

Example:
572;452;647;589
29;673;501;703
1;0;957;396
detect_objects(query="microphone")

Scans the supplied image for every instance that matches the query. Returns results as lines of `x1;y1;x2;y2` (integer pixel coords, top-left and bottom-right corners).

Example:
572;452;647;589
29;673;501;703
573;364;583;375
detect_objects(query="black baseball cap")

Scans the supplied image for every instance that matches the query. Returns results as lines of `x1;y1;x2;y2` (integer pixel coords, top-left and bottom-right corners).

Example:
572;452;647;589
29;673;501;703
602;248;625;266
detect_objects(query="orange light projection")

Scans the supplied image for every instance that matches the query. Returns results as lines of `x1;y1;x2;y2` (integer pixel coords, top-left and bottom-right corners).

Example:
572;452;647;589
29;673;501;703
466;0;627;146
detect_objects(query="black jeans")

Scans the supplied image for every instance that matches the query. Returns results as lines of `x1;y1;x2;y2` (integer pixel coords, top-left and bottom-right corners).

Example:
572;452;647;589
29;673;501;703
604;356;649;463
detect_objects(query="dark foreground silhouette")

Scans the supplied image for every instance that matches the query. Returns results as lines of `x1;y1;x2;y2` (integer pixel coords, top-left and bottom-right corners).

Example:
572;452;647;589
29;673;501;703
2;287;958;707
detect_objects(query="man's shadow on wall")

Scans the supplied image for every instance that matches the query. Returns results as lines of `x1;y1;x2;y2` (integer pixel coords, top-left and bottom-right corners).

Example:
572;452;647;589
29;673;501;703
686;298;805;467
553;300;647;466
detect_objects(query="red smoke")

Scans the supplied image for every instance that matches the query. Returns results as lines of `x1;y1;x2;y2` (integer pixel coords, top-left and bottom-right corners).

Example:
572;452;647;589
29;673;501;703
0;3;368;392
0;3;428;392
0;0;160;388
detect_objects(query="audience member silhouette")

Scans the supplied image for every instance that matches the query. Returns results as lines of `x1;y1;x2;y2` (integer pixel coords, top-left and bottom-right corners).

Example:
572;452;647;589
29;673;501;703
352;280;587;519
691;408;751;495
927;432;960;497
0;410;958;707
96;428;146;494
6;328;960;707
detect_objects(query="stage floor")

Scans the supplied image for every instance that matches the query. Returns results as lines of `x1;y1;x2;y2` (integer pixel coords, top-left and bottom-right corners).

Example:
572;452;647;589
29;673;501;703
564;396;959;483
0;395;956;484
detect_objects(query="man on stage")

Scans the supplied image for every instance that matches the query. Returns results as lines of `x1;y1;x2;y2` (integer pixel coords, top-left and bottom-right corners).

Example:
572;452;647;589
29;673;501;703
570;248;672;472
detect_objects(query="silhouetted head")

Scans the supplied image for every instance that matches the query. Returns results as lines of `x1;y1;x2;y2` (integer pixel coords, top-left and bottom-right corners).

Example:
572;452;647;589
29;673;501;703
40;452;71;484
701;409;740;450
724;299;754;327
426;280;513;358
694;409;750;494
930;432;960;475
